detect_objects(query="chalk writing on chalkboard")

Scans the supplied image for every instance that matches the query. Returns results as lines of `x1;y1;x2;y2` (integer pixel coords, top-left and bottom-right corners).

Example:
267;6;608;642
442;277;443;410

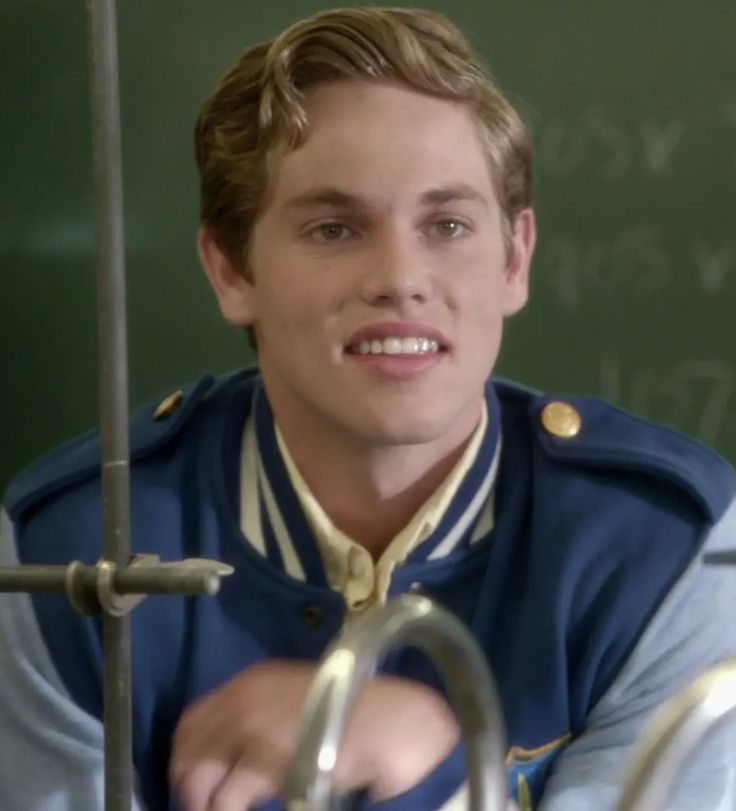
540;228;669;311
538;231;735;310
599;356;735;447
528;109;685;179
694;245;735;294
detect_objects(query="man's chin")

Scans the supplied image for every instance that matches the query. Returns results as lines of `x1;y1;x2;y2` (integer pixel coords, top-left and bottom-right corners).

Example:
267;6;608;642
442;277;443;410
348;410;464;449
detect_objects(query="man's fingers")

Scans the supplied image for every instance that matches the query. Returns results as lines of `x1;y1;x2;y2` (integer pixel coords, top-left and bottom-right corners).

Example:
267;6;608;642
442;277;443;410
169;706;228;793
172;759;229;811
207;762;277;811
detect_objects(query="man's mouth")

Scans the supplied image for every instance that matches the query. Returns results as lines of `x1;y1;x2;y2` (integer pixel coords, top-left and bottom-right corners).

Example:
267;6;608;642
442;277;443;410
345;337;446;356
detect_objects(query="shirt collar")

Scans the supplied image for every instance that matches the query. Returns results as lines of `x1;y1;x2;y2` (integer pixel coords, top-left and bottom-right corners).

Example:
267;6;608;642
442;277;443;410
241;383;502;603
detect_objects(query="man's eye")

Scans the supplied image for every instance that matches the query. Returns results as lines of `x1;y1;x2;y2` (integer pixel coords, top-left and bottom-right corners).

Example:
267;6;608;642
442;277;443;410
430;220;467;239
310;223;352;242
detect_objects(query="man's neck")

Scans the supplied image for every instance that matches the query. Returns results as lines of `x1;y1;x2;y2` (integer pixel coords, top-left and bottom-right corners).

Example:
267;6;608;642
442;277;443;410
270;404;483;561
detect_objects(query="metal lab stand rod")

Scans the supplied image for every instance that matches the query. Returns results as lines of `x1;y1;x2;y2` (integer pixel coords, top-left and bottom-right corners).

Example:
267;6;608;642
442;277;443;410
0;563;222;597
0;3;227;811
0;561;225;597
0;2;234;809
285;595;509;811
0;558;232;613
86;0;134;806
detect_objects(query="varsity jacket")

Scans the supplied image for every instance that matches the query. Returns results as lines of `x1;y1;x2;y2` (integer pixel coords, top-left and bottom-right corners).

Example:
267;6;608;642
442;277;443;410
1;368;735;810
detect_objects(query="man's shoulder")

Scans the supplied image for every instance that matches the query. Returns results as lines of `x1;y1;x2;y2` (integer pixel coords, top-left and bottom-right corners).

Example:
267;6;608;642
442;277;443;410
494;377;736;525
3;367;260;524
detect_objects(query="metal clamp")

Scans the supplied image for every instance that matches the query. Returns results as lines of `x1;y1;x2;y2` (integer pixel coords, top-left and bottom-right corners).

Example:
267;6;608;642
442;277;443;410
96;557;149;617
63;554;234;616
65;561;100;615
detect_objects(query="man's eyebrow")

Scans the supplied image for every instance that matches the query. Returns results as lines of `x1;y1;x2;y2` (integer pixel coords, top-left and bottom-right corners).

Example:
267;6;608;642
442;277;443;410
283;188;371;213
419;184;489;207
282;183;489;213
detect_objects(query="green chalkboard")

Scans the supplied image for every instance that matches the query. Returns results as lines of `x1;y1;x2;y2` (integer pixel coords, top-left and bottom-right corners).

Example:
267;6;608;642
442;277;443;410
2;1;735;495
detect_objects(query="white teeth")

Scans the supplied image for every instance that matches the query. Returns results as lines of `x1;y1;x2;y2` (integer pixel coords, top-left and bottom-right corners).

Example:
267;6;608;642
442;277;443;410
352;337;442;355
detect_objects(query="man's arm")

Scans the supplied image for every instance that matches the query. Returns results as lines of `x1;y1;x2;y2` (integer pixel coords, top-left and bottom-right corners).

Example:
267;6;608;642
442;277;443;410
0;509;146;811
539;495;736;811
169;660;461;810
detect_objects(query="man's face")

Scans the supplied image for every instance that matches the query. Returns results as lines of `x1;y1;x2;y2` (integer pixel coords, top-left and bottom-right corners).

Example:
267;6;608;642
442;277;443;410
204;81;534;451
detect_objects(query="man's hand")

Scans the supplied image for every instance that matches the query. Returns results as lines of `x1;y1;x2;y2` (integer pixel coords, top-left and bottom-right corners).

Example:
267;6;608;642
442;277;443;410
169;659;460;810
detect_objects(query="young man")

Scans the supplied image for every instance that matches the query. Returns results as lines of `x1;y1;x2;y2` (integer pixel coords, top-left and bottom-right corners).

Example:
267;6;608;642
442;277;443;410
1;7;735;811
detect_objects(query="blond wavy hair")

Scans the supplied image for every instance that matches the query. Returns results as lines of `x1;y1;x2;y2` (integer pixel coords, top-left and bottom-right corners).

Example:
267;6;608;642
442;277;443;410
195;6;533;270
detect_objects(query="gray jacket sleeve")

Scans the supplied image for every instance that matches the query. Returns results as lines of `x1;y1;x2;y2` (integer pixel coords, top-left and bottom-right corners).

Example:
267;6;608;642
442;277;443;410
0;509;146;811
539;495;736;811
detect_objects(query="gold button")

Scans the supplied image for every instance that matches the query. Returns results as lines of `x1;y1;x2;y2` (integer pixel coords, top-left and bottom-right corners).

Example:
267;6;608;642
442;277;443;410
541;401;581;438
153;390;184;421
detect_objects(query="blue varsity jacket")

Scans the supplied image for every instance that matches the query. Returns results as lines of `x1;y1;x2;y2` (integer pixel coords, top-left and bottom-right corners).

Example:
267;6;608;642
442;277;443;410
4;368;736;810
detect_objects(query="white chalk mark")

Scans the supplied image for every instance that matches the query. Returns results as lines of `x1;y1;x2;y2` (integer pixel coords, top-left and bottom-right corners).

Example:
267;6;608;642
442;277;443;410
599;355;623;405
630;369;692;429
541;228;672;309
599;359;734;448
640;121;685;175
545;237;582;312
584;108;632;180
538;120;587;177
677;360;734;446
694;245;735;293
616;227;670;294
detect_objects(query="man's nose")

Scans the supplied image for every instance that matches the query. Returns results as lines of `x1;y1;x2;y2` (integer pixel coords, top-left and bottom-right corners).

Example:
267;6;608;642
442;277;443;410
357;234;433;309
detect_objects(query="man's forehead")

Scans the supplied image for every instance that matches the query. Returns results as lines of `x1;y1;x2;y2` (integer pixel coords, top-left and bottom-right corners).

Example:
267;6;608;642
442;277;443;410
263;81;497;213
285;81;486;157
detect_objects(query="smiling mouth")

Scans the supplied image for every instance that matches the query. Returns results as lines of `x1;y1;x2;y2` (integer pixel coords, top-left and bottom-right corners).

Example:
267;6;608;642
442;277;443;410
345;337;449;356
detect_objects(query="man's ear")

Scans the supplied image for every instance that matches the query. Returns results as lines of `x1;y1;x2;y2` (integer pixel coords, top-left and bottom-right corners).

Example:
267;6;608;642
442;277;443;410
502;207;536;317
198;227;255;327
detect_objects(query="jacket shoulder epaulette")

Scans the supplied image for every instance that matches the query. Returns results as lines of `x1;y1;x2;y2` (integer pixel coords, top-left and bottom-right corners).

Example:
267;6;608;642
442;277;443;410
3;374;224;522
495;378;736;524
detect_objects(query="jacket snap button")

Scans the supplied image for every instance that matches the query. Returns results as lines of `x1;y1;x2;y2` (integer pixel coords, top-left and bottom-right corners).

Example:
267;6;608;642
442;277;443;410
153;390;184;421
303;604;325;629
540;401;581;438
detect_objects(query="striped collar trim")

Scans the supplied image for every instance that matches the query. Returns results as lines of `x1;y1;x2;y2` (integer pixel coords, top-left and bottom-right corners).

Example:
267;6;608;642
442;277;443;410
239;382;502;584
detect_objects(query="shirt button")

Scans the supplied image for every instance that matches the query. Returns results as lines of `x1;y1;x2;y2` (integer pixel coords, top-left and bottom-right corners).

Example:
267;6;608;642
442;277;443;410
408;582;426;595
302;605;325;629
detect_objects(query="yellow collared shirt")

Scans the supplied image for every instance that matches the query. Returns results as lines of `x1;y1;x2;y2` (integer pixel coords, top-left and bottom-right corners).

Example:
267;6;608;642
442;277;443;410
274;403;489;615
